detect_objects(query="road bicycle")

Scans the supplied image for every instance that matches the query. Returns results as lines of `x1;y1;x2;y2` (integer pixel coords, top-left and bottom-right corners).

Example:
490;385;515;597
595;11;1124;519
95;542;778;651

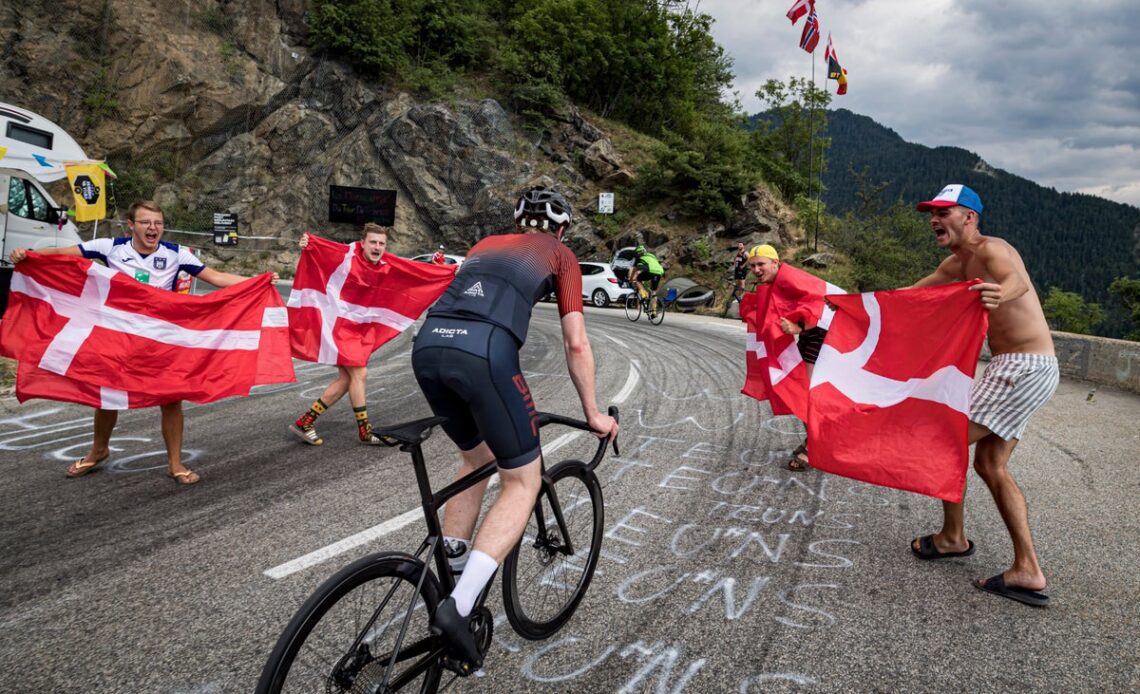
722;274;748;318
623;282;666;325
256;407;619;693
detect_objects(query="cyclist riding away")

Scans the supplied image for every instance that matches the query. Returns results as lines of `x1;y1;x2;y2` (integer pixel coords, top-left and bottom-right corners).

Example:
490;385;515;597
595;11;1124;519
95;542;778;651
628;244;665;317
411;186;618;667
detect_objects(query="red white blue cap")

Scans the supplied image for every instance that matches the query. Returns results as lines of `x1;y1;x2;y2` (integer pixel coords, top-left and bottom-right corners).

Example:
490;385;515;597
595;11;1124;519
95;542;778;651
916;184;983;214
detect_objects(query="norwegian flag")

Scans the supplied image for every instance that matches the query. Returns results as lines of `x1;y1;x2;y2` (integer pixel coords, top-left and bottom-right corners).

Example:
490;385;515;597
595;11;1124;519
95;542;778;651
786;0;813;24
807;282;989;502
287;234;455;366
800;7;821;53
741;264;844;420
0;253;294;409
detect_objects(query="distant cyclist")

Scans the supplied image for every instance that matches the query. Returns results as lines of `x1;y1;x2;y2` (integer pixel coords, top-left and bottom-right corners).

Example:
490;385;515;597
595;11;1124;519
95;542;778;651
731;241;748;292
628;244;665;317
411;187;618;666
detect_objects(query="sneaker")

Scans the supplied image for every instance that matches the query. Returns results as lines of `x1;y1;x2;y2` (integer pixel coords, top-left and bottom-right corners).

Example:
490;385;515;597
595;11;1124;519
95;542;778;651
431;598;482;667
289;423;323;446
359;431;385;445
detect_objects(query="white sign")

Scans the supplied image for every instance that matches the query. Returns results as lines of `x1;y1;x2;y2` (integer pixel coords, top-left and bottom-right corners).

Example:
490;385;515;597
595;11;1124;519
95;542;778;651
598;192;615;214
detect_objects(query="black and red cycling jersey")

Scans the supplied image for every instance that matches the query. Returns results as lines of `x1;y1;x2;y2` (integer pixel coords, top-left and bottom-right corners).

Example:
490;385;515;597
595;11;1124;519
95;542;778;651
426;232;583;345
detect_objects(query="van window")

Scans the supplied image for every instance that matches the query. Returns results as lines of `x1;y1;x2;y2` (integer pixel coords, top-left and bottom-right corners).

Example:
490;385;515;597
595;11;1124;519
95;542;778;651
7;178;51;222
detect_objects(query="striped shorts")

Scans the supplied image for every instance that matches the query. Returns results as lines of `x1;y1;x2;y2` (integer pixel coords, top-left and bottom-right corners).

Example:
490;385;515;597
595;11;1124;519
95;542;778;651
969;353;1059;441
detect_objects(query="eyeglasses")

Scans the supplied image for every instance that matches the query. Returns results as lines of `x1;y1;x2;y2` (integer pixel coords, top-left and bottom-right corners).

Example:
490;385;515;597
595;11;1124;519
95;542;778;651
133;220;165;228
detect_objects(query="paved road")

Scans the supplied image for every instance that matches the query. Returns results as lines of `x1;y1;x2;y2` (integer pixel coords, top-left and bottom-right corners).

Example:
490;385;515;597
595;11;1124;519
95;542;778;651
1;304;1137;693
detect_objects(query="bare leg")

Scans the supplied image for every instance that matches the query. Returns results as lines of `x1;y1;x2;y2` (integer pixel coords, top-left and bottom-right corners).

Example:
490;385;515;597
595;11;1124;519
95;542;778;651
469;456;542;562
973;434;1046;590
160;402;190;476
344;365;368;409
88;408;117;461
442;442;496;542
318;367;352;408
913;421;992;554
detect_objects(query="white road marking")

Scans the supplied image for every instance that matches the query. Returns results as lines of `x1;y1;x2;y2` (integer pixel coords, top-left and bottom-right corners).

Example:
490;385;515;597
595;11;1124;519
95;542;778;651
612;360;641;405
605;334;631;350
264;431;583;579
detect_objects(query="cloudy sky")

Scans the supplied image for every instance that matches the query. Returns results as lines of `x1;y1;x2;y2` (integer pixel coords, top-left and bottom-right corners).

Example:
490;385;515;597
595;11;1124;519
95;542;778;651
696;0;1140;207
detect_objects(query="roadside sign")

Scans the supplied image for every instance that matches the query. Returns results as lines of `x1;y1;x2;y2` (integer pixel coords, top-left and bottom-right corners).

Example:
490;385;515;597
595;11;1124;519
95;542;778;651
598;192;614;214
213;212;238;246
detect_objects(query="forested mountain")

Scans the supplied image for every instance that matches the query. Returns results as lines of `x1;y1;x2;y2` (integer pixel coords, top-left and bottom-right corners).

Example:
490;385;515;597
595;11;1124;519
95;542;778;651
819;109;1140;334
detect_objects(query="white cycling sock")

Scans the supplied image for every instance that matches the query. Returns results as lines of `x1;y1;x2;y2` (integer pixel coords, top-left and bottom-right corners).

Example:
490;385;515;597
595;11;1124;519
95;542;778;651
451;549;498;617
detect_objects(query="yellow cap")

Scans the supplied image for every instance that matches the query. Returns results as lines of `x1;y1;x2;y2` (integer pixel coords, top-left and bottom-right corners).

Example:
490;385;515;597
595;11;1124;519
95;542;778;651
747;244;779;261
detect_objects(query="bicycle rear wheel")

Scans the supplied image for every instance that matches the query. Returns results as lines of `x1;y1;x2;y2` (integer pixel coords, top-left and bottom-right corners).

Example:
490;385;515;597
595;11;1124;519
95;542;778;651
502;461;604;640
257;553;444;694
624;295;641;321
648;299;665;325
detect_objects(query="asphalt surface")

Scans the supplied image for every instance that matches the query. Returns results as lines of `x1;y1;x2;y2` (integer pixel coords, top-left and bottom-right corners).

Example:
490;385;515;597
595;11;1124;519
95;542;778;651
0;303;1137;693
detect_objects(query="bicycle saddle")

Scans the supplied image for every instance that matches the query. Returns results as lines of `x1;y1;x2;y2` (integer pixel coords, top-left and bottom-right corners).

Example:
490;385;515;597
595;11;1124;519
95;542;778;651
372;415;449;445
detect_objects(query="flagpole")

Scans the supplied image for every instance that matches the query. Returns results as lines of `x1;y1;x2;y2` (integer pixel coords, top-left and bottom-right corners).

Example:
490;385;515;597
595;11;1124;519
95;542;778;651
807;49;817;252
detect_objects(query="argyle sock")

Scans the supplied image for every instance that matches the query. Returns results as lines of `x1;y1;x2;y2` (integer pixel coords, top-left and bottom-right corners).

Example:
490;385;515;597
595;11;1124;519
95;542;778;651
296;399;327;428
354;406;372;441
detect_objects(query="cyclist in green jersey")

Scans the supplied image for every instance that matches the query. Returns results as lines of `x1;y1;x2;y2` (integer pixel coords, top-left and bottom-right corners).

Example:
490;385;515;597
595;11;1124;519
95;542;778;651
628;244;665;317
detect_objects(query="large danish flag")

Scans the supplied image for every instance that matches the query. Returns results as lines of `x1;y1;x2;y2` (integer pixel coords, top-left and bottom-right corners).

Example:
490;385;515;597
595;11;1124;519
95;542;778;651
287;234;455;366
807;281;988;502
0;253;294;409
741;263;844;421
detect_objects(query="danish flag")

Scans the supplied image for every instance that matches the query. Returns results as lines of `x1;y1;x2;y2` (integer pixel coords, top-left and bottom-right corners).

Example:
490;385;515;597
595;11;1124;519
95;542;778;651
0;253;294;409
807;282;988;502
287;234;455;366
741;264;844;421
786;0;813;24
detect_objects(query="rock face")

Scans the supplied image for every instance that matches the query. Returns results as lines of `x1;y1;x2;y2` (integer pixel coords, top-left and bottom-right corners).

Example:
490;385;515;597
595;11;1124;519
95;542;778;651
0;0;799;271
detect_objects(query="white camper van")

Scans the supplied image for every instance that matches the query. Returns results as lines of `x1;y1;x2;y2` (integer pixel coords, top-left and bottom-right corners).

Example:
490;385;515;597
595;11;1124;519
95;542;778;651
0;102;85;263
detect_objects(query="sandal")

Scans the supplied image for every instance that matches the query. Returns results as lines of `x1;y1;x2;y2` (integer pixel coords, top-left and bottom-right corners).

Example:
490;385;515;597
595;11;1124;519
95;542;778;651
66;454;109;478
169;469;201;485
787;443;810;471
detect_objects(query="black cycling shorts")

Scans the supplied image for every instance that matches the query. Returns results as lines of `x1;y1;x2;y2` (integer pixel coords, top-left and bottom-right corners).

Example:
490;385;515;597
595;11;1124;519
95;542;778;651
412;317;541;469
733;266;748;280
633;262;662;291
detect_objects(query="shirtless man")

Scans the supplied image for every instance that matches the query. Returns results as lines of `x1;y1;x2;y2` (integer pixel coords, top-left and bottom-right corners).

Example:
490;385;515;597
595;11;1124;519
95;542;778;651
909;184;1059;607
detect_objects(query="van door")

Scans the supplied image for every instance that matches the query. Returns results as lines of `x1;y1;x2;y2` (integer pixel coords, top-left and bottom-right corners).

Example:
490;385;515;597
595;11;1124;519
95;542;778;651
3;173;80;257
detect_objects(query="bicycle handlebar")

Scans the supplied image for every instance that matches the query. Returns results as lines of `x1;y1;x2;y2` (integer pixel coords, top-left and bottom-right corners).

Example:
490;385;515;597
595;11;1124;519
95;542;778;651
537;405;620;470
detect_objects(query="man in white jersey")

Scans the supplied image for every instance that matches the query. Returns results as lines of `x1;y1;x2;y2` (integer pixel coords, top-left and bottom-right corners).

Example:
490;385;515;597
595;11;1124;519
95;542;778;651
9;200;277;485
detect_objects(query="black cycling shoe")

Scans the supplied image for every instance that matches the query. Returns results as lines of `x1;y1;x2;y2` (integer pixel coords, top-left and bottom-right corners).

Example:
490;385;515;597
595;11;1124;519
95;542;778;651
431;598;483;668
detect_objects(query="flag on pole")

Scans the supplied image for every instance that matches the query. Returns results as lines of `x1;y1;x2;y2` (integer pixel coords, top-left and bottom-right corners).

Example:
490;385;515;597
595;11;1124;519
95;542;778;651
287;233;456;366
0;253;295;408
807;282;989;502
786;0;813;24
65;162;107;222
799;7;821;53
825;34;848;95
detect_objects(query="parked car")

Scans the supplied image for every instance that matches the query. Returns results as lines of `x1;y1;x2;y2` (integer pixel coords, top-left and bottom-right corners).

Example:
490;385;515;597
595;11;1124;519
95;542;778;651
410;253;465;267
580;261;632;308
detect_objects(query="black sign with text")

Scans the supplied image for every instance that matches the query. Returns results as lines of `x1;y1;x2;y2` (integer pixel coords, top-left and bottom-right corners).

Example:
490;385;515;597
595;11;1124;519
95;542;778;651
329;185;396;226
213;212;238;246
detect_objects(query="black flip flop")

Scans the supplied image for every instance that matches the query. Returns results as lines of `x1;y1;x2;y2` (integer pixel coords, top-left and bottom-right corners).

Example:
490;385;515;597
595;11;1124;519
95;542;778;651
973;574;1050;607
911;534;976;560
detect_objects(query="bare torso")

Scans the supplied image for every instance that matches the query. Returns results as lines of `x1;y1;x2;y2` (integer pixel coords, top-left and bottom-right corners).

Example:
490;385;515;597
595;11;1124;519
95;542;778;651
944;236;1054;356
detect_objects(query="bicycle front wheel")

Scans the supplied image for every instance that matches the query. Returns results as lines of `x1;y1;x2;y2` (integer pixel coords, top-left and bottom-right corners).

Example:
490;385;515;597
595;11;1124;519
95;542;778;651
502;461;604;640
624;295;641;321
257;553;444;694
